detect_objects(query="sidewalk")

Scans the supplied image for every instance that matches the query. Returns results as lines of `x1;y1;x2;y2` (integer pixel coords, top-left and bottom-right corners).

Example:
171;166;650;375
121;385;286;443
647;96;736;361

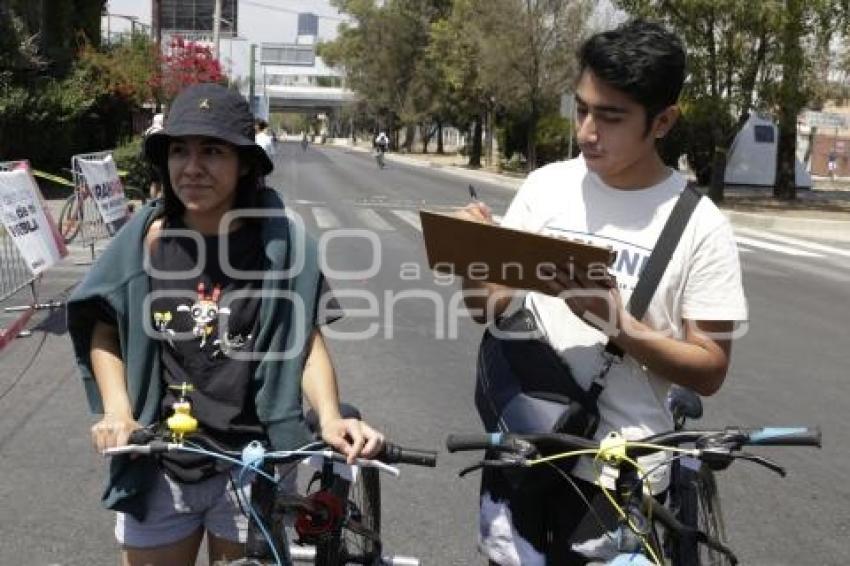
341;143;850;244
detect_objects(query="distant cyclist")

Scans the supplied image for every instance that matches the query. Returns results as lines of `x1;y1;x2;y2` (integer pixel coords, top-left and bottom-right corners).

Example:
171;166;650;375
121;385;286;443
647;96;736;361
374;131;389;169
374;131;389;154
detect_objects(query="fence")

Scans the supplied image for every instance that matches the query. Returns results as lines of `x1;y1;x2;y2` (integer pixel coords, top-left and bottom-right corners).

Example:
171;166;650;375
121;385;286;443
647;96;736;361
70;150;118;259
0;160;63;350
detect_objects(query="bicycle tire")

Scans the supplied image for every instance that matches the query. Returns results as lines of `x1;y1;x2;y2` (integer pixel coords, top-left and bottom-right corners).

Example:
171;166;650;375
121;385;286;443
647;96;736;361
669;462;731;566
314;466;381;566
58;194;81;244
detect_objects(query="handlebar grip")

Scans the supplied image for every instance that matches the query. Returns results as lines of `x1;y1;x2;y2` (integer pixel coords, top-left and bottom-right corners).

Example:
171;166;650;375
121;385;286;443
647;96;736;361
127;428;156;445
747;427;822;447
445;433;503;453
379;442;438;467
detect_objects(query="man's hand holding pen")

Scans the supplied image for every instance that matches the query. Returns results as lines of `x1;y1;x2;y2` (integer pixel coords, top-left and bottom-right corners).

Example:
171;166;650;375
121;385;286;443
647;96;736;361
453;184;494;224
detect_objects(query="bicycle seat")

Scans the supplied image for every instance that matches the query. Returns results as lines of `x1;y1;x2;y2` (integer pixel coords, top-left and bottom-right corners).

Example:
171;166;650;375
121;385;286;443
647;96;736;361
305;403;362;433
668;385;703;420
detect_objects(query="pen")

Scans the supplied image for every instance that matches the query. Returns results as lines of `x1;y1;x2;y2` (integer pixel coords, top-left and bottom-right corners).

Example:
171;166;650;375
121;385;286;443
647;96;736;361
468;184;479;201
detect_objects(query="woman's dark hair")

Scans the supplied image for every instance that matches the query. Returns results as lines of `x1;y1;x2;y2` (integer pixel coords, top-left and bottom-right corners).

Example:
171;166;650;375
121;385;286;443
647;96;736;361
152;143;264;219
577;19;686;134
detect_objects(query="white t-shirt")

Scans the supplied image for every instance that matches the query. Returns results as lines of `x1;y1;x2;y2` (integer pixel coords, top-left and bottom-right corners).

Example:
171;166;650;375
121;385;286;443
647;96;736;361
500;157;748;490
255;131;275;158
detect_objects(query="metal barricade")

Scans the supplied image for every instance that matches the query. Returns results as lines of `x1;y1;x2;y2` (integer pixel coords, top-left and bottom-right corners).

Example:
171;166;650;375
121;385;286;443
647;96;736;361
0;161;39;304
71;150;115;259
0;160;62;350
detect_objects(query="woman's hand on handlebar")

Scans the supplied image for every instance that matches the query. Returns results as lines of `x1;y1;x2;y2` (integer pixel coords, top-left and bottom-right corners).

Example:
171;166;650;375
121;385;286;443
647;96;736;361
91;412;141;454
320;417;385;464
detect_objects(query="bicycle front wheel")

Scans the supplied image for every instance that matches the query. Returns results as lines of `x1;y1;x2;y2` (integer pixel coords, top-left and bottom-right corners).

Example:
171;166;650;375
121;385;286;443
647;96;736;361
670;463;730;566
314;466;381;566
58;194;81;244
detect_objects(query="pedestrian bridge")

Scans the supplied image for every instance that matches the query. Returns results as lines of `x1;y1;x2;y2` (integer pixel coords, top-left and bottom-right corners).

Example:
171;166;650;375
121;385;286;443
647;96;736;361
265;85;356;113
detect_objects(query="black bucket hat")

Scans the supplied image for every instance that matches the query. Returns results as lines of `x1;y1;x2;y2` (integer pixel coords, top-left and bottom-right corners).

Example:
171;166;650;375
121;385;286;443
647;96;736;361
144;83;273;176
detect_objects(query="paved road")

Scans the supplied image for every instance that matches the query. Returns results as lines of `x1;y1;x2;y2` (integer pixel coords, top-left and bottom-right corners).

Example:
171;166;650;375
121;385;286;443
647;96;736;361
0;141;847;565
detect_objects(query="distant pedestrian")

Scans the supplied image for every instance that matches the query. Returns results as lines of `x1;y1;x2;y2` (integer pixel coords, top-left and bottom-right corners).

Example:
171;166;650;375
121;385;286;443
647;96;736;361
828;150;837;180
144;114;165;199
254;119;275;160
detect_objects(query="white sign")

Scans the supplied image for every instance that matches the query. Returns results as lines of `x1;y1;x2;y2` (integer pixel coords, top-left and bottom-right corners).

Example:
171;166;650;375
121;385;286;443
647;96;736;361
0;167;67;276
801;110;848;129
76;154;128;235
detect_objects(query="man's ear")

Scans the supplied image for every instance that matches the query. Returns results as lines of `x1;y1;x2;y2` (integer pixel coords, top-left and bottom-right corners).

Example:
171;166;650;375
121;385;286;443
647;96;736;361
653;105;680;139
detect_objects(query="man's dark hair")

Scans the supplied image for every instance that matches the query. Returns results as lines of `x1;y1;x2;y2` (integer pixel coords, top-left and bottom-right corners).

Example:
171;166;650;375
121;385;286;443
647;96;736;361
255;118;268;130
577;20;686;133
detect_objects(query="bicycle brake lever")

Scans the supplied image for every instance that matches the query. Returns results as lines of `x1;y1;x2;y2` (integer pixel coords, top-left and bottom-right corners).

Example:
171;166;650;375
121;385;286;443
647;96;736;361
458;462;484;478
459;457;529;478
735;452;787;477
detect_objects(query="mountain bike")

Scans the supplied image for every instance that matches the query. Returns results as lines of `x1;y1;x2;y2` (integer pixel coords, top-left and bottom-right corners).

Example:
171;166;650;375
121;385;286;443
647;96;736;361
665;386;728;565
58;182;146;244
446;423;821;565
107;404;437;565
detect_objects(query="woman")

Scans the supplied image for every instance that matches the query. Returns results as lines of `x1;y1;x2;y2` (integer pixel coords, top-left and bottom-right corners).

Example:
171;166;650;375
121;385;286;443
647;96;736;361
68;83;384;565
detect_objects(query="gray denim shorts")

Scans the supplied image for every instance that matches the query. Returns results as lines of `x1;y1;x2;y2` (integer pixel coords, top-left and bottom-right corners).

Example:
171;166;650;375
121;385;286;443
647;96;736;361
115;469;252;548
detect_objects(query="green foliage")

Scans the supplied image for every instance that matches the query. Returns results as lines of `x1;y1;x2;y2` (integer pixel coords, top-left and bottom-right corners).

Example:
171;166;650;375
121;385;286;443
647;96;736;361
112;137;156;193
75;34;160;106
534;113;573;166
676;98;735;185
615;0;850;196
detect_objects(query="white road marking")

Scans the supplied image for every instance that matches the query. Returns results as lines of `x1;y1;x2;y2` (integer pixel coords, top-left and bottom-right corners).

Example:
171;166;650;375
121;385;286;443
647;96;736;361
734;227;850;258
312;207;340;229
391;210;422;231
734;236;824;258
355;208;394;231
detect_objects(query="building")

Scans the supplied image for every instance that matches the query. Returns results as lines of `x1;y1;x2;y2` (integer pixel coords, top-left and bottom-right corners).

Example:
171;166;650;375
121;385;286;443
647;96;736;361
150;0;353;126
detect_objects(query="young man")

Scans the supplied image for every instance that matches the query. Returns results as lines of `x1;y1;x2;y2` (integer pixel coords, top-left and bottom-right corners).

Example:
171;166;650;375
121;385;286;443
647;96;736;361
457;20;747;565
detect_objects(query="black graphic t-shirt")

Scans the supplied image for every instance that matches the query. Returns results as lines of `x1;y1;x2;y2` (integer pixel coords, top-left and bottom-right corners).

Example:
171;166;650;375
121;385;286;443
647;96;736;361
150;216;264;482
149;216;338;482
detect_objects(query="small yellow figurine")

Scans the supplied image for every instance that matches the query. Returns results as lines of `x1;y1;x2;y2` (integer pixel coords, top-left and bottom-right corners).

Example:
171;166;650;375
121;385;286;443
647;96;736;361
166;383;197;442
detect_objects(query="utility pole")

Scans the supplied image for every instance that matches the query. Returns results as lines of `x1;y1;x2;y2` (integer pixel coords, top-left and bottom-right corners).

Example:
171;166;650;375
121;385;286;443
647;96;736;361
212;0;222;61
152;0;163;111
249;44;257;114
152;0;162;48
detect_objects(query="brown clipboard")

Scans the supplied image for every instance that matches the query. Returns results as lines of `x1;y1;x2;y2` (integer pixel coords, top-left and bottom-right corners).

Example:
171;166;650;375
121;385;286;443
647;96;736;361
419;210;616;295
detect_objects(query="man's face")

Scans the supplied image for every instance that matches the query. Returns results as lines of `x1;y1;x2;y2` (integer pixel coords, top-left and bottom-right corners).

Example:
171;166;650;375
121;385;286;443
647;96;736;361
574;70;665;184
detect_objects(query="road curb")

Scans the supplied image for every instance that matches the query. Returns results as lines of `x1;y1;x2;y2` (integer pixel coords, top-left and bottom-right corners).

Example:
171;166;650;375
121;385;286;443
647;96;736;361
724;210;850;243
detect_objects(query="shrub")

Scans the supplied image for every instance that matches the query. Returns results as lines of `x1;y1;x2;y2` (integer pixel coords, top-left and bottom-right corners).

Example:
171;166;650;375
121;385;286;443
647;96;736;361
112;136;156;195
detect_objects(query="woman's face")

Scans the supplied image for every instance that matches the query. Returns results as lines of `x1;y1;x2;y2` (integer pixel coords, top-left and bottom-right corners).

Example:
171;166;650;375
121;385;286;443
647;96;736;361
167;136;242;217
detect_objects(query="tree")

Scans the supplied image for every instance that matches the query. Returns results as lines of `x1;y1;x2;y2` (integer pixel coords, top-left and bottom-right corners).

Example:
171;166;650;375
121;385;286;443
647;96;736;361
152;36;227;103
616;0;850;201
75;34;160;107
322;0;450;150
427;0;490;166
473;0;590;170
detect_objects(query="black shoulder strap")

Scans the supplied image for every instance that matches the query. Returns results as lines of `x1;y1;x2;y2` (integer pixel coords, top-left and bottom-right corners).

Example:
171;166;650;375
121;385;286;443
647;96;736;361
603;183;702;359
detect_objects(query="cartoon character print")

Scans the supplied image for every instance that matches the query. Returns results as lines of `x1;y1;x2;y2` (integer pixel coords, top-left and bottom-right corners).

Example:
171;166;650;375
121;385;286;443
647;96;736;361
177;282;230;349
153;310;176;346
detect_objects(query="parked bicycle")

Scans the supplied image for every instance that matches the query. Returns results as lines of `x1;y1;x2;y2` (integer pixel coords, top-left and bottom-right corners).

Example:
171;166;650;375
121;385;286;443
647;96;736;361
106;404;437;566
58;182;146;244
446;418;820;565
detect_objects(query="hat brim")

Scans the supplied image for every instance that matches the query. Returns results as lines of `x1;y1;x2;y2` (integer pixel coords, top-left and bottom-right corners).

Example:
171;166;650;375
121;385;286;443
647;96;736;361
144;121;273;176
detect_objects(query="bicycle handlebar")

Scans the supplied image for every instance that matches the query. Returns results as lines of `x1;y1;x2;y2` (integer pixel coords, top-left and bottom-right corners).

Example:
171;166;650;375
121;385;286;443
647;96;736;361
113;429;437;470
446;426;821;457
